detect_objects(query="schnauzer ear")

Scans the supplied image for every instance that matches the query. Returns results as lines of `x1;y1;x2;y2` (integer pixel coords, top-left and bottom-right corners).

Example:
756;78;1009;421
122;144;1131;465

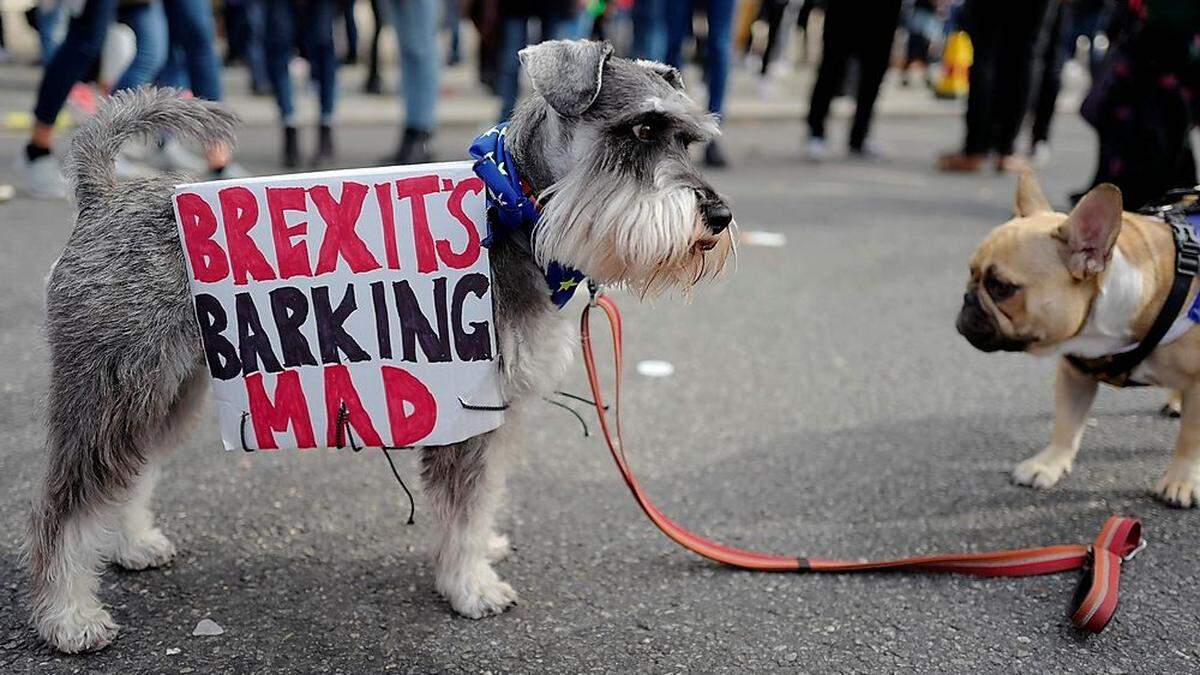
1053;184;1124;280
634;59;686;91
519;40;614;117
1014;171;1052;217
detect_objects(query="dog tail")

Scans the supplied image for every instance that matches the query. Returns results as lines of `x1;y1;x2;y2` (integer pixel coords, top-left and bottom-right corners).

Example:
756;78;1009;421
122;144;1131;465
63;87;239;202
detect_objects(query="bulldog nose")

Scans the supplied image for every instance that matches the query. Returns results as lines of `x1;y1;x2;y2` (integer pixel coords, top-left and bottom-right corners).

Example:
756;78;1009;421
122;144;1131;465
702;202;733;234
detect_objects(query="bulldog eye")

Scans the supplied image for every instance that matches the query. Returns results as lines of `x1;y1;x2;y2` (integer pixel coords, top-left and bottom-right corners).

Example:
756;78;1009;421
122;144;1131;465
985;277;1020;301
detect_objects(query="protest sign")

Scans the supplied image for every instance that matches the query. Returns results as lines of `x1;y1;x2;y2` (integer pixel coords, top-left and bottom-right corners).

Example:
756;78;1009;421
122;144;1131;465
173;162;504;451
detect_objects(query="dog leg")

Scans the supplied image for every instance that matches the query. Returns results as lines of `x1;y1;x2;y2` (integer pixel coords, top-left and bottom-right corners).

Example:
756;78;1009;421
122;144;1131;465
1155;387;1200;507
1014;358;1099;488
421;429;517;618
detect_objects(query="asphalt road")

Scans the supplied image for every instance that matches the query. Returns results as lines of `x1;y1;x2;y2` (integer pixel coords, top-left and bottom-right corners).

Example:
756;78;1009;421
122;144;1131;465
2;112;1198;674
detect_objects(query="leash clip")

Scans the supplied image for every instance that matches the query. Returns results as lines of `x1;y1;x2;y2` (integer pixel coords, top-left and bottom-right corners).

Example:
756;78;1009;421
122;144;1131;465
587;280;603;307
1123;537;1148;563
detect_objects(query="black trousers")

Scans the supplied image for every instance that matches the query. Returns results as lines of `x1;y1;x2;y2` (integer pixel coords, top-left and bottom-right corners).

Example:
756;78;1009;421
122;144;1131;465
961;0;1054;155
806;0;902;149
1028;0;1066;146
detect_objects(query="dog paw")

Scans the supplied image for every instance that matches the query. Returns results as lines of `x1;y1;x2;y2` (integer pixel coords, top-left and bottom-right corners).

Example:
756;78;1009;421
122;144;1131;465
1012;455;1071;489
486;533;512;563
1154;470;1200;508
439;562;518;619
37;606;118;653
112;527;176;571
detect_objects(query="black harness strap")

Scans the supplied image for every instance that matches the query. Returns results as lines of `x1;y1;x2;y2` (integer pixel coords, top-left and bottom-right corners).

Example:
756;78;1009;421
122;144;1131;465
1067;210;1200;387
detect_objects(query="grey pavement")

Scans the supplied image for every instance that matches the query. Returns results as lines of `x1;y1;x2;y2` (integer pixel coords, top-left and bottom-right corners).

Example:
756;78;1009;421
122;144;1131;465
2;107;1199;674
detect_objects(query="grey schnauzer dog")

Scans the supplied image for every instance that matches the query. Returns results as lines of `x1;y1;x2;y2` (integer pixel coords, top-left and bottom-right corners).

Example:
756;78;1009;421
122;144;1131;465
29;40;735;653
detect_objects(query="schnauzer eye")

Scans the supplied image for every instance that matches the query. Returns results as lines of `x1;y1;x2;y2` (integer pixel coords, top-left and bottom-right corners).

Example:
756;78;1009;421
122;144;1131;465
632;123;658;142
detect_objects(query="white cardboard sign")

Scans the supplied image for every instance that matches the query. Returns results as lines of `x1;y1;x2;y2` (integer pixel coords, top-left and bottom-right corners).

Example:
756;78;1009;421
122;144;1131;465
173;162;505;451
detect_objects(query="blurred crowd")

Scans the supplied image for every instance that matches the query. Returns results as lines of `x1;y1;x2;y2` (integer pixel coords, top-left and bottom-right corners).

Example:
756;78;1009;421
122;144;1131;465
0;0;1197;209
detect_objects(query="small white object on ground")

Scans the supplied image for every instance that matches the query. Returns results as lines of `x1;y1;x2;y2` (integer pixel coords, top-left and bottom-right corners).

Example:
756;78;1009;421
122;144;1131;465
636;360;675;377
166;647;182;655
192;618;225;636
0;184;14;202
739;231;787;247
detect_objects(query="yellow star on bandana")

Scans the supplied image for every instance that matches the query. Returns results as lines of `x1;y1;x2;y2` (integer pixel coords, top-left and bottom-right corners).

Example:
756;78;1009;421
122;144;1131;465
558;278;579;292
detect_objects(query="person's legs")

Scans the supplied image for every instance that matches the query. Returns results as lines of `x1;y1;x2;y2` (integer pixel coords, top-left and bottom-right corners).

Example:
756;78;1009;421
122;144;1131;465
262;0;299;166
365;0;386;92
848;0;902;151
759;0;788;76
631;0;668;61
113;1;170;92
1030;0;1066;147
342;0;359;63
31;0;117;130
664;0;694;69
303;0;339;165
162;0;223;101
806;3;852;141
960;2;1001;156
496;16;527;122
37;1;67;62
703;0;736;117
391;0;440;132
989;0;1053;158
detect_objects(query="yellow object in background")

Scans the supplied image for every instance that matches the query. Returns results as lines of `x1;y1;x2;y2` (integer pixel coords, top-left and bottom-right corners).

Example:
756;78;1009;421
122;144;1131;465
935;31;973;99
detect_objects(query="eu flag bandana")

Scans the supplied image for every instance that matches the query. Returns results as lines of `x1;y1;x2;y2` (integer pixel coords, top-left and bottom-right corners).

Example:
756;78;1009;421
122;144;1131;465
469;123;586;309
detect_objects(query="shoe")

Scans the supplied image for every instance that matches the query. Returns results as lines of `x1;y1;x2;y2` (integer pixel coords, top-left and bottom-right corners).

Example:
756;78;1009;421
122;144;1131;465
311;124;335;168
113;151;157;179
209;162;250;181
383;127;434;165
805;136;829;162
937;152;986;172
364;74;383;95
1030;141;1052;168
282;126;300;169
848;139;888;160
994;154;1031;173
147;138;207;173
703;140;729;168
15;152;67;200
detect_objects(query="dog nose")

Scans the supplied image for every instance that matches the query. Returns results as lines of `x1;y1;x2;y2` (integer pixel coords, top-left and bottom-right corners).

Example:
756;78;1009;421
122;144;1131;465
703;202;733;234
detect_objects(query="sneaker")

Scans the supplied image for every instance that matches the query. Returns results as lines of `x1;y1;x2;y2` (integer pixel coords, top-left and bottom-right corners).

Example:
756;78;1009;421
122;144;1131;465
382;127;433;165
805;136;829;162
282;126;300;169
15;152;67;200
147;138;208;173
1030;141;1052;168
703;140;729;168
310;124;335;168
848;139;888;160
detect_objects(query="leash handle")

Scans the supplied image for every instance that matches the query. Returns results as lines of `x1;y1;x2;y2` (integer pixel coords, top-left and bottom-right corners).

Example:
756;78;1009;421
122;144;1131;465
580;294;1143;633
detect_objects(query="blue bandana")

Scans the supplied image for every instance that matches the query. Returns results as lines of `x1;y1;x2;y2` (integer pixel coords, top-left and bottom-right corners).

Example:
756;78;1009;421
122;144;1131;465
469;123;586;309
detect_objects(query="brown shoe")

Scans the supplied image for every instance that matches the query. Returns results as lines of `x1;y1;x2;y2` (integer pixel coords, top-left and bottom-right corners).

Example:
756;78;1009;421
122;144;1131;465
994;154;1032;173
937;152;986;172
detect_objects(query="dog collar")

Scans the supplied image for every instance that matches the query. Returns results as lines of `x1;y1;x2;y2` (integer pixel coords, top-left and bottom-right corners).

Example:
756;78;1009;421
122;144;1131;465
1067;195;1200;387
469;123;587;309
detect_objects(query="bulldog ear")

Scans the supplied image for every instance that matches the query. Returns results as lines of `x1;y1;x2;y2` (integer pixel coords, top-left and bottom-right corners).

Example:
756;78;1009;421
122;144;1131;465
519;40;614;117
1014;171;1052;217
1053;184;1124;280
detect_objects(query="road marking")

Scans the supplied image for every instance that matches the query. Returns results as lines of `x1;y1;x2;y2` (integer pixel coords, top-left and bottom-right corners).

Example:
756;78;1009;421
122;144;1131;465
740;230;787;247
636;360;675;377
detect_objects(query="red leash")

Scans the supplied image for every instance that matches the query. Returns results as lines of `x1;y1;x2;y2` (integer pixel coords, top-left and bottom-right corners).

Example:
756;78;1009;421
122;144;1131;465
579;291;1145;634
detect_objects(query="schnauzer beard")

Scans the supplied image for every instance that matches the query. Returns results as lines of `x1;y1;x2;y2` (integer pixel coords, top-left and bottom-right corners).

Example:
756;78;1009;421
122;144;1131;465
534;168;733;297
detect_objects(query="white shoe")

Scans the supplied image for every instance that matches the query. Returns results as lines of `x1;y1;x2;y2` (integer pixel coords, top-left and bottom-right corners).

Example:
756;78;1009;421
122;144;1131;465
1031;141;1052;168
15;153;67;200
805;137;828;162
147;138;208;173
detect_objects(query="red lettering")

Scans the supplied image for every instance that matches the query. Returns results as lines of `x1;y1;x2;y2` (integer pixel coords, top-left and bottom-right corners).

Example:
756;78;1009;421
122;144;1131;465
374;182;401;270
323;364;382;447
176;192;229;282
381;366;438;446
395;175;441;273
245;370;315;449
266;186;312;279
439;178;483;269
219;187;276;285
310;182;379;275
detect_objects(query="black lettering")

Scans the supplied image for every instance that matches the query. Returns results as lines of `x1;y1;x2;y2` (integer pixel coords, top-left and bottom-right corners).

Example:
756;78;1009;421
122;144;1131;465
371;280;392;360
392;278;451;363
235;293;282;375
269;286;318;368
194;293;241;380
451;273;492;361
312;285;371;364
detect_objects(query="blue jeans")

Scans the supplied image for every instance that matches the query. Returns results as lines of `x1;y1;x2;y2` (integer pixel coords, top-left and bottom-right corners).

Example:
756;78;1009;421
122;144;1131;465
37;0;67;62
665;0;735;117
264;0;338;123
497;13;578;121
631;0;668;61
33;0;117;126
113;1;170;92
156;0;223;100
388;0;440;131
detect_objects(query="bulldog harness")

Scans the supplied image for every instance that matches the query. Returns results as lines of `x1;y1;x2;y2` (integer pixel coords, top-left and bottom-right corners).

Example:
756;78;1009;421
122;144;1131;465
1066;191;1200;387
